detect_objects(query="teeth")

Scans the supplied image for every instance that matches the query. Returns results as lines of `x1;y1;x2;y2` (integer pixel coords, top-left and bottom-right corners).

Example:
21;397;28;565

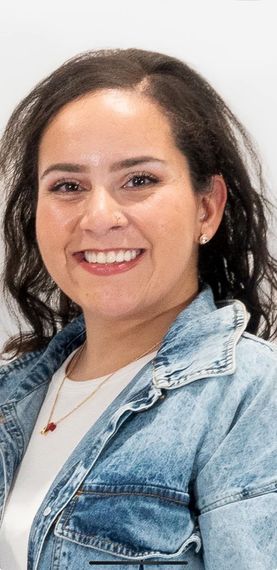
84;249;141;264
115;250;124;262
106;251;116;263
96;252;106;264
124;251;131;262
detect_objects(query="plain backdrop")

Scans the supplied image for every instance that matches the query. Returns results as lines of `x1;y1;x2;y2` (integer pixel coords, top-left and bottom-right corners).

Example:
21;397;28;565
0;0;276;356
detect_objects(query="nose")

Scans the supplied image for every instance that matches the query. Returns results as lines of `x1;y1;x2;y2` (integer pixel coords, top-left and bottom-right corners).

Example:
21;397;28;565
78;186;128;236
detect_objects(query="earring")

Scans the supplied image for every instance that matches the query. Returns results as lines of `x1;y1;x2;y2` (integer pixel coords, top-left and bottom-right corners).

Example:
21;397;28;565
199;233;209;245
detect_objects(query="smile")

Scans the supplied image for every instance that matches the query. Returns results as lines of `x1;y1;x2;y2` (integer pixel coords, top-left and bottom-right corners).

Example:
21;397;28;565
83;249;142;264
74;248;145;276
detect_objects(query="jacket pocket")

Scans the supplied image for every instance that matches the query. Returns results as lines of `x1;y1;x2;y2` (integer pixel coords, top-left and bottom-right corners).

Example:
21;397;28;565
54;482;202;563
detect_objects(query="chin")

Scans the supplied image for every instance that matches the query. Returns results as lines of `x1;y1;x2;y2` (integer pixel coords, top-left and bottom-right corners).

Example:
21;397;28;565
79;294;150;321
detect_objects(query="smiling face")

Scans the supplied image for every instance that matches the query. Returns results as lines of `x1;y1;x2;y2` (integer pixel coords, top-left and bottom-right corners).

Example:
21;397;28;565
36;89;205;324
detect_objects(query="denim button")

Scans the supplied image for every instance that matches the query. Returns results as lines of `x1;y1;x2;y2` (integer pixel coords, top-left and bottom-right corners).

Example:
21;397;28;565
43;506;52;516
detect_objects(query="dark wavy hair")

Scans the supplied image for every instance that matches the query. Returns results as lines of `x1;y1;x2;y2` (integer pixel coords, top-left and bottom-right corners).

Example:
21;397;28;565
1;47;277;361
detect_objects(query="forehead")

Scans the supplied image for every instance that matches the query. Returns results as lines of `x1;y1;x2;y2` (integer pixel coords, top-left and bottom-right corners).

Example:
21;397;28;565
38;89;178;162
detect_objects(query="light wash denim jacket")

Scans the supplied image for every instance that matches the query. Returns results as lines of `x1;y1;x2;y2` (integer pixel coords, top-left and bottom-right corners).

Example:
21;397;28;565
0;285;276;570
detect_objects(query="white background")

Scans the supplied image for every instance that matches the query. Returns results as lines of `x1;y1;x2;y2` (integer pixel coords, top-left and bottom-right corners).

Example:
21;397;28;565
0;0;276;351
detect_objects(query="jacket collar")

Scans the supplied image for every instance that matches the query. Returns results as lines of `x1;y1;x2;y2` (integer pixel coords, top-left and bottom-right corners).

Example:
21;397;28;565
3;284;250;400
153;284;249;388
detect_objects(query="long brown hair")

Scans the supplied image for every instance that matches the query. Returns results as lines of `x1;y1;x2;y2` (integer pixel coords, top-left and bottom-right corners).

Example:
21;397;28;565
1;48;277;361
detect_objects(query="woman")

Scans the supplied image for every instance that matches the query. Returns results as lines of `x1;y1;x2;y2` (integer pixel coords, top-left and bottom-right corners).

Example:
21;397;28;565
0;48;276;570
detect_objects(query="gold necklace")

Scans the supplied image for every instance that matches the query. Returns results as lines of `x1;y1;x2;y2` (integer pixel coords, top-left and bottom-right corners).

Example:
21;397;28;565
40;339;161;435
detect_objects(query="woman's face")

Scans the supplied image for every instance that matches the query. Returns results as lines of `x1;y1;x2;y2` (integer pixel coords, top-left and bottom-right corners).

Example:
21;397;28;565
37;89;205;322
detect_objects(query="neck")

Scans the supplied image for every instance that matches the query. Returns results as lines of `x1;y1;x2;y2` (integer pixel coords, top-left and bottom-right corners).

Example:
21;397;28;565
69;291;198;380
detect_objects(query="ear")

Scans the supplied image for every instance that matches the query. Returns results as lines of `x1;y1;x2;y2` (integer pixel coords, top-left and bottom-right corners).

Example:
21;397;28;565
196;175;227;243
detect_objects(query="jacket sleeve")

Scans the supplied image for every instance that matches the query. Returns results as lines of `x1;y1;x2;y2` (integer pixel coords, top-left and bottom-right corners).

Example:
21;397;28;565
195;343;277;570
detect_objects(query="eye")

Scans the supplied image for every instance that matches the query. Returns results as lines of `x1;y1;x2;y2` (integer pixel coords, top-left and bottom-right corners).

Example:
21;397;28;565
50;180;82;193
123;172;158;189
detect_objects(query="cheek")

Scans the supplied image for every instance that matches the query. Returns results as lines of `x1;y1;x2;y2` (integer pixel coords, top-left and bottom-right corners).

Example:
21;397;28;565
35;206;69;282
152;203;196;250
36;200;70;246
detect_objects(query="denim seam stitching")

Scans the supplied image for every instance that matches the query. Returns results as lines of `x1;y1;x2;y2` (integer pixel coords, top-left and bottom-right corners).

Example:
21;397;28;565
55;526;196;558
57;526;157;557
200;480;277;513
76;489;188;506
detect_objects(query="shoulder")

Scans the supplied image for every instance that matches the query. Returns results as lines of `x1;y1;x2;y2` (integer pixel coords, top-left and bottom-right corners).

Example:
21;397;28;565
236;331;277;380
240;330;277;355
0;316;85;401
0;342;47;377
216;331;277;408
0;349;44;400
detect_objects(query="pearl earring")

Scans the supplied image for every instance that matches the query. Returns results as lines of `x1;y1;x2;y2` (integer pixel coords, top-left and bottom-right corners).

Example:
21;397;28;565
199;233;209;245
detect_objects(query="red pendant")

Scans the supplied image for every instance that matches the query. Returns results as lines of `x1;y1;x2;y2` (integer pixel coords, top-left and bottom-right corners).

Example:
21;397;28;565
41;422;57;434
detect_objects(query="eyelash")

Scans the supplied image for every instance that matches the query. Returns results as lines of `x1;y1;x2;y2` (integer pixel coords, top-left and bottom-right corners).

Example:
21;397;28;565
49;172;159;193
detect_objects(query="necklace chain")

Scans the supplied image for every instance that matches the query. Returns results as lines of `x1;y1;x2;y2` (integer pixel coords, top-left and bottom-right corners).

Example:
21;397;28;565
40;339;161;434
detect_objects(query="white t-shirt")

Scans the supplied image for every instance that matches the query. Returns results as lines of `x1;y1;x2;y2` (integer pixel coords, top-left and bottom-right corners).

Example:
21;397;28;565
0;348;156;570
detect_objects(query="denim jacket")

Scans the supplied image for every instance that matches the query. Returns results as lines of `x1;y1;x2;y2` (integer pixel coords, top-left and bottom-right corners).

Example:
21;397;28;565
0;285;276;570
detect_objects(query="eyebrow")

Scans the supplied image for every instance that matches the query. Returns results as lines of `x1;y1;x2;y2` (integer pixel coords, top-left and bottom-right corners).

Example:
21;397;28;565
40;156;166;180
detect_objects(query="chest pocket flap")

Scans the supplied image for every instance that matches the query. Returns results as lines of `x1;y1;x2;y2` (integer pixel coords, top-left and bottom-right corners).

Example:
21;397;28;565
55;482;201;559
